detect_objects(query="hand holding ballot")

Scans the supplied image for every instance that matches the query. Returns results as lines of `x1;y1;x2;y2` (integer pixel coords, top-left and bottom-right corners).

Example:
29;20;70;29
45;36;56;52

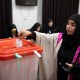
18;30;32;39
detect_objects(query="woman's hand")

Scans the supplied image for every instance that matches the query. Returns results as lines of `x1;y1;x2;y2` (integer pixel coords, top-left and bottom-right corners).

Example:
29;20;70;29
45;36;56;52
66;62;73;69
18;30;32;39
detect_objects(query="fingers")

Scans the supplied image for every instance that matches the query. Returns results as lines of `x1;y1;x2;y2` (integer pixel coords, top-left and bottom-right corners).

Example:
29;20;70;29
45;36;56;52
18;30;32;40
66;63;69;66
66;62;73;68
18;31;26;39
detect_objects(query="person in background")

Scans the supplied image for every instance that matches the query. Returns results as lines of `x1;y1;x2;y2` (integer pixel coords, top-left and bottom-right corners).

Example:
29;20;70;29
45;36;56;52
41;18;58;34
7;23;18;38
28;23;41;32
26;23;41;40
18;14;80;80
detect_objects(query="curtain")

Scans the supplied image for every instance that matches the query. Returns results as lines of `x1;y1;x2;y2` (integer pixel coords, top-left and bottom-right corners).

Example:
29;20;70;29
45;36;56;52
42;0;79;32
0;0;12;38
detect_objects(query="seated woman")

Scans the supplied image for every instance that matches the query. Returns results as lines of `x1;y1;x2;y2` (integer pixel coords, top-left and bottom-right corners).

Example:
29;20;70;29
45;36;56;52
7;23;18;38
41;18;58;34
28;23;41;32
26;23;41;40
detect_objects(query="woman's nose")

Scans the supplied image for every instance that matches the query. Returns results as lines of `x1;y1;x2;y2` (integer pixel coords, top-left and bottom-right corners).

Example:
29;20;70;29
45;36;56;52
67;24;71;29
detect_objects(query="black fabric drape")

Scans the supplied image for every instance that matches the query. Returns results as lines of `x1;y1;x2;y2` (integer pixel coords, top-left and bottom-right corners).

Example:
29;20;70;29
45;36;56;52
0;0;12;38
42;0;79;32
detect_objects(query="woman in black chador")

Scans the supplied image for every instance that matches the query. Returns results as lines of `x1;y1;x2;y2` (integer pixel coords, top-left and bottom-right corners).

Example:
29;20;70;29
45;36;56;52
41;18;58;34
57;14;80;80
29;23;41;32
7;23;18;38
18;14;80;80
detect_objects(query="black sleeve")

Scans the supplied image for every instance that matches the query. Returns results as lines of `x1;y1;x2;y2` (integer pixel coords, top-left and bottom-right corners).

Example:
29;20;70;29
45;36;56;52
27;31;36;41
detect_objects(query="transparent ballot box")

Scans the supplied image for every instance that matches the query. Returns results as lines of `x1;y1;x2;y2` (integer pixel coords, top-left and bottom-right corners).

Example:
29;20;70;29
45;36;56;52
0;38;43;80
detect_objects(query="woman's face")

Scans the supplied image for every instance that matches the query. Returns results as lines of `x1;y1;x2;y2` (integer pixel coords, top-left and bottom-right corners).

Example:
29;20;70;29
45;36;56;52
48;21;53;27
37;26;41;32
66;20;76;35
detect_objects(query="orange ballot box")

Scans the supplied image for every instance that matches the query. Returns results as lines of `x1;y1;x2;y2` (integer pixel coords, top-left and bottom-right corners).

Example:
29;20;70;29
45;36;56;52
0;38;43;80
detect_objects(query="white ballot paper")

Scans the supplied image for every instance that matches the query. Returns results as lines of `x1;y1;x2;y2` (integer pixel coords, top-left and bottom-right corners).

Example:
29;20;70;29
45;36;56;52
16;39;22;48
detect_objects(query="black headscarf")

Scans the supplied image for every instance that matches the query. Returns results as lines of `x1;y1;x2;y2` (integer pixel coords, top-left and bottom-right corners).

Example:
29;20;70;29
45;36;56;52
62;14;80;49
58;14;80;67
7;23;18;38
41;18;56;33
29;23;41;31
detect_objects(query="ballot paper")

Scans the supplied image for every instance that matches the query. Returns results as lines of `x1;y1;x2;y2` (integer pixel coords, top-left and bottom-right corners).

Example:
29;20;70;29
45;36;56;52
16;39;22;48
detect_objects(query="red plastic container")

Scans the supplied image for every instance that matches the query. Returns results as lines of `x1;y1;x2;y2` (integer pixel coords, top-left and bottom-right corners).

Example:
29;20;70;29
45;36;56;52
0;38;43;60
